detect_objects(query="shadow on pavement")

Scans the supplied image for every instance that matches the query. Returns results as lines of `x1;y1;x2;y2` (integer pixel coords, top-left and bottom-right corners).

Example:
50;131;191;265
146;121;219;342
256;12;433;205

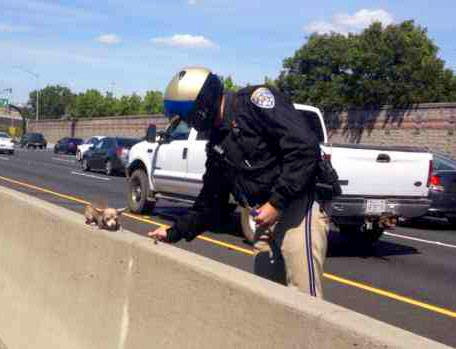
327;229;419;258
152;206;245;237
153;205;422;259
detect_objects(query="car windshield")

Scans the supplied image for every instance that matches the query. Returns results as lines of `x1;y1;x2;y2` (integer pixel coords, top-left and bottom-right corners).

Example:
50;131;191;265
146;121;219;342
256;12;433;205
69;138;83;144
0;132;10;139
434;155;456;171
29;133;44;140
117;138;140;148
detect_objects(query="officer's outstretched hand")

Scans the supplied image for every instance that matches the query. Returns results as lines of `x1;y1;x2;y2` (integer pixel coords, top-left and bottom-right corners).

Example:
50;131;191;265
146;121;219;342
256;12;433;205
254;202;279;228
148;226;169;242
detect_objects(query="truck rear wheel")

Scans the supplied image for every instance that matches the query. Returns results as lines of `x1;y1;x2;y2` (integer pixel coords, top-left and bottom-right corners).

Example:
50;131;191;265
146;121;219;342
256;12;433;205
128;169;155;214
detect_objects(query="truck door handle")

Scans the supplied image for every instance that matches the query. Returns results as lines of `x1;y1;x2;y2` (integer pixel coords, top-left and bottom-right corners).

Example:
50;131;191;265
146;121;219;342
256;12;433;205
182;148;188;160
376;153;390;163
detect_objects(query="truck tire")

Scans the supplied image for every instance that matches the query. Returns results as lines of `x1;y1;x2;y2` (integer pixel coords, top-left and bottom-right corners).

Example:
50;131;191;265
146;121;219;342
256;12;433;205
81;158;90;172
338;224;384;246
128;169;155;213
105;160;113;176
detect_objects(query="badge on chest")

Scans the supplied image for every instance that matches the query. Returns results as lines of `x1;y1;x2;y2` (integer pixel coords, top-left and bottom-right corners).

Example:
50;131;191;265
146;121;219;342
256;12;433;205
250;87;275;109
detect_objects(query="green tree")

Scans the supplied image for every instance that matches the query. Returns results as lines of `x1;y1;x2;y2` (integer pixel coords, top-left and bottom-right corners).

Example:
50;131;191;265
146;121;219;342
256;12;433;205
116;96;129;116
128;93;142;115
277;20;456;110
264;76;277;88
69;89;105;118
101;92;120;116
29;85;75;118
221;75;241;92
142;90;164;114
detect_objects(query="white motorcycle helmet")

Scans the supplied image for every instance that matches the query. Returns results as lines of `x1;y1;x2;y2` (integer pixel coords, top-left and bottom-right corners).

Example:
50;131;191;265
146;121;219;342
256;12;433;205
164;67;224;131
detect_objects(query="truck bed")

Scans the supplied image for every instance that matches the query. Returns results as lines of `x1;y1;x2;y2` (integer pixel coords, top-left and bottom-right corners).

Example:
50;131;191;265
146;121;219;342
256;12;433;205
322;144;432;198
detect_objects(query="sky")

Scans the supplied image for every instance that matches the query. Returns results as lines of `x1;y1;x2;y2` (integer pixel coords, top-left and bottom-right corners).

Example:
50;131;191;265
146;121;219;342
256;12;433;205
0;0;455;104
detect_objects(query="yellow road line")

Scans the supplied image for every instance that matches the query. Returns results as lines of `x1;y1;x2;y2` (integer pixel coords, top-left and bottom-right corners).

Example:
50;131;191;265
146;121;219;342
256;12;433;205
197;235;255;255
1;174;455;319
123;213;169;228
324;273;456;318
0;175;89;205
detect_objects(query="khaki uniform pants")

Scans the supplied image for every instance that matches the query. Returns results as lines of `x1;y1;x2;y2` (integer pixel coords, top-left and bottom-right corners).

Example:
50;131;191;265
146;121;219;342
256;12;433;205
241;197;329;298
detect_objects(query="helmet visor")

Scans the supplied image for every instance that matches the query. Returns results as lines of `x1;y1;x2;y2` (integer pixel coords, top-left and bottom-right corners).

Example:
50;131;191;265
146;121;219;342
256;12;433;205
164;100;196;119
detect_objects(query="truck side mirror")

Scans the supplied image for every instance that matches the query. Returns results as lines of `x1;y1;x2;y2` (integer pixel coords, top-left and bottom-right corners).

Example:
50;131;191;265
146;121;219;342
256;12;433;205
145;124;157;143
157;130;170;144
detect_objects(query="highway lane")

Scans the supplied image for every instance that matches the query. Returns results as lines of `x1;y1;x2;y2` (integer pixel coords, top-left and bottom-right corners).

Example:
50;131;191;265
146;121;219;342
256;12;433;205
1;148;455;346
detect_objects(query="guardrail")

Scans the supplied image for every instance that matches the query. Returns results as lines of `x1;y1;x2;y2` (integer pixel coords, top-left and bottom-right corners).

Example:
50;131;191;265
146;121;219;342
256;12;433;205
0;186;449;348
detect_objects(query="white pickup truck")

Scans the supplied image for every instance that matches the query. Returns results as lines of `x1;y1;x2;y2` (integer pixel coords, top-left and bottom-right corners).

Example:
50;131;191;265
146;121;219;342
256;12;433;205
127;104;432;244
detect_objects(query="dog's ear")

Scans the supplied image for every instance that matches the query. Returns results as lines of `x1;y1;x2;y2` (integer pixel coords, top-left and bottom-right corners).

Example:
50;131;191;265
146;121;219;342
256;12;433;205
94;207;104;214
116;208;127;215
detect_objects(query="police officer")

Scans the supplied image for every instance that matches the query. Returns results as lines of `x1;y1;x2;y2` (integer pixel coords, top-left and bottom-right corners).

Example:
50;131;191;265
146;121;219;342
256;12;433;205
149;67;329;298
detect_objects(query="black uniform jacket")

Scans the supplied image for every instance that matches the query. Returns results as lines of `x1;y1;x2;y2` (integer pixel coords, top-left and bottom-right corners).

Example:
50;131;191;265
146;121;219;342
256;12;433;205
167;86;320;243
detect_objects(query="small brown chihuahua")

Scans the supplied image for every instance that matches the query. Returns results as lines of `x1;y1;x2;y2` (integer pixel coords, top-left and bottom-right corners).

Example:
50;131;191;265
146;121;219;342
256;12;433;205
378;214;398;229
84;203;127;231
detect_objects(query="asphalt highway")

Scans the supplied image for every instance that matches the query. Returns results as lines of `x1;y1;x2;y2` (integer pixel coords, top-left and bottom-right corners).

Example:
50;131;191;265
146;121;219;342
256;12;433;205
0;148;455;346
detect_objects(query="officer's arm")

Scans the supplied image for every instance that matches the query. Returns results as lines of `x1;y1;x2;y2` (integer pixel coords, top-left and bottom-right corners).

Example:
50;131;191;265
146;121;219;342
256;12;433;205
250;88;320;211
166;156;229;242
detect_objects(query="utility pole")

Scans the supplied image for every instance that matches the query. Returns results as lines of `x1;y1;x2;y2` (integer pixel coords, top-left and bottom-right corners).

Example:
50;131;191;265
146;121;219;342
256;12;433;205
13;66;40;121
110;81;116;96
36;85;39;121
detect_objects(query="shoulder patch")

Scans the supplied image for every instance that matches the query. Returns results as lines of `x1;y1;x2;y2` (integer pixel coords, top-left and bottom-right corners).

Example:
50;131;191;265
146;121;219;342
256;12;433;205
250;87;275;109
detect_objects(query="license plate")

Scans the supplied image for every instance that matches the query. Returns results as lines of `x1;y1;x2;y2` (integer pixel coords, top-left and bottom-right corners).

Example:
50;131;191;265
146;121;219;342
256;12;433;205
366;199;387;214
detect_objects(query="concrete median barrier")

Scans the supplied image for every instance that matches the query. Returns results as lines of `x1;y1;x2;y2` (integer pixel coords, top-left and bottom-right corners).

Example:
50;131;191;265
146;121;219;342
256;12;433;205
0;186;449;348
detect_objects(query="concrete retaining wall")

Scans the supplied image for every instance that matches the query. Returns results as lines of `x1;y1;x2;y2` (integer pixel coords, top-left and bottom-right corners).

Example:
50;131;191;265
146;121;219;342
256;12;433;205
27;114;168;144
0;187;448;348
325;103;456;158
27;102;456;158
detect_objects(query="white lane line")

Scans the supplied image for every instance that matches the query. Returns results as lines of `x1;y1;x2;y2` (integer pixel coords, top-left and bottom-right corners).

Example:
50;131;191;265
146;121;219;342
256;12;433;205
0;156;10;161
384;231;456;249
52;157;76;163
71;171;111;181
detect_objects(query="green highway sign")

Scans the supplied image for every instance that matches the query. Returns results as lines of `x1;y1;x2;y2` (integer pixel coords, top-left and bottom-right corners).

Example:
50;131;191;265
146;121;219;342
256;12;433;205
0;98;8;107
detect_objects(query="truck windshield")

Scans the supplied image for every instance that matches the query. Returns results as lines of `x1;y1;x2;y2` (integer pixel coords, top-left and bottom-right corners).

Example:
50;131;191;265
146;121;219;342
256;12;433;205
169;121;190;141
30;133;44;140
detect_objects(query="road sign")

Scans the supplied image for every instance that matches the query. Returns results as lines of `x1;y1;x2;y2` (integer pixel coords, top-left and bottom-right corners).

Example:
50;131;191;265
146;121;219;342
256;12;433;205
0;98;8;107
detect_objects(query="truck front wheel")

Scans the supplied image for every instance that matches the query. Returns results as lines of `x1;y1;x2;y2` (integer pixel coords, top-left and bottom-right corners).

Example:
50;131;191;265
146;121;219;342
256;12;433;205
128;169;155;214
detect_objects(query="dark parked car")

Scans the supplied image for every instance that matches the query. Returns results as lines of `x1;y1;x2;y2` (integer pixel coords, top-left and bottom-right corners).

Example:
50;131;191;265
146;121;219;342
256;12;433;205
19;133;47;149
81;137;140;176
54;137;83;155
427;153;456;226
